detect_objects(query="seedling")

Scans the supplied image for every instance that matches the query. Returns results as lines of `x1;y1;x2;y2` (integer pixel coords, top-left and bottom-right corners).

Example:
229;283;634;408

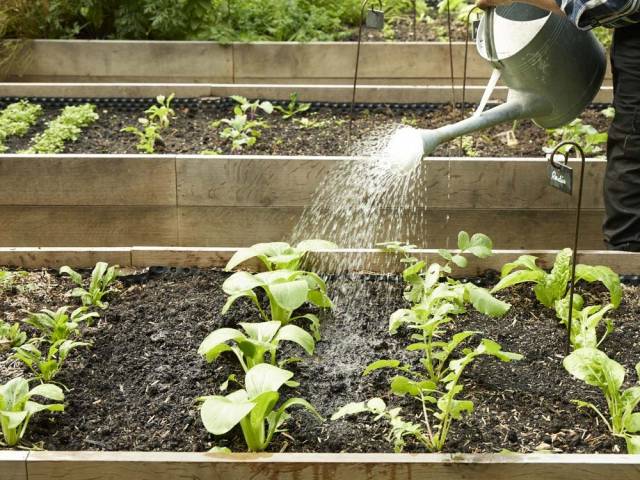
198;320;315;372
60;262;119;309
564;348;640;453
0;377;64;447
231;95;273;119
122;94;175;153
24;104;98;154
12;339;90;383
547;118;607;155
555;295;614;349
221;269;332;340
23;306;99;343
274;93;311;119
226;240;338;271
293;117;330;129
0;100;42;152
199;363;321;452
0;320;26;352
211;114;267;151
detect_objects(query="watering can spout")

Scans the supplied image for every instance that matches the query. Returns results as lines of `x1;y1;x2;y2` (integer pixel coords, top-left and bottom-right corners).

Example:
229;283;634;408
418;93;550;156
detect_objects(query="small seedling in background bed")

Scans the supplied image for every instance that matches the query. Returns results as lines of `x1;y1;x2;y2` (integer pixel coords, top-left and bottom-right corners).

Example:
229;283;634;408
211;115;267;152
0;100;42;152
293;117;330;129
24;104;98;154
274;93;311;119
564;348;640;453
122;94;175;153
546;118;607;155
231;95;273;119
198;363;322;452
0;269;28;292
198;320;315;372
0;377;64;447
60;262;120;309
0;320;27;352
23;306;99;343
12;339;90;383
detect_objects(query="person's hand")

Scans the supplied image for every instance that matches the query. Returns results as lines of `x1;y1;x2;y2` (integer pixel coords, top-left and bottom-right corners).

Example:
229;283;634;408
475;0;514;9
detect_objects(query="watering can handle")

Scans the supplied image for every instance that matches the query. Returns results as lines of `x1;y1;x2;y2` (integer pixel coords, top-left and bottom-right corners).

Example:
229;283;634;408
483;7;502;67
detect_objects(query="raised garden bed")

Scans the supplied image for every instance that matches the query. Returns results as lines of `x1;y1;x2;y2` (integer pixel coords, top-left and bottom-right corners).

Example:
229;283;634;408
1;247;640;479
0;100;611;157
0;154;607;250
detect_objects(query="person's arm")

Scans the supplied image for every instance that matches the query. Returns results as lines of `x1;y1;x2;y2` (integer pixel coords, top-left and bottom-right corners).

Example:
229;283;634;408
475;0;564;16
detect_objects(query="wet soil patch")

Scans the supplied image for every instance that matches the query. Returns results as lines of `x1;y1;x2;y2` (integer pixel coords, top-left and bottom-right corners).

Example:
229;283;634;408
3;102;611;157
1;268;638;453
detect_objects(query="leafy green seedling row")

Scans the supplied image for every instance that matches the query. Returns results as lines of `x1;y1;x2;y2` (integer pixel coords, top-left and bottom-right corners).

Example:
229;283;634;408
0;101;42;152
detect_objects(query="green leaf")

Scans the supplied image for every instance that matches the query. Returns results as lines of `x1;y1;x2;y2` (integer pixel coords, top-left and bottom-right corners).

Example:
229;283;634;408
222;272;264;295
627;435;640;453
269;280;309;311
363;359;400;376
277;397;323;422
457;231;470;250
575;264;622;308
240;322;281;343
451;255;468;268
465;284;511;317
198;328;246;362
307;289;333;308
500;255;542;277
437;396;473;419
245;364;293;399
467;233;493;258
437;249;453;261
332;401;369;420
200;391;254;435
625;413;640;433
274;324;315;355
492;269;543;293
59;266;82;286
563;347;625;391
476;339;523;362
390;376;436;398
210;446;232;453
28;383;64;401
293;313;321;340
0;410;28;429
366;398;387;413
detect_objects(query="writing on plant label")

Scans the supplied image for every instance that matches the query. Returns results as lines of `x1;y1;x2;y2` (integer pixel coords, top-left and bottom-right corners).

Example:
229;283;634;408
547;162;573;194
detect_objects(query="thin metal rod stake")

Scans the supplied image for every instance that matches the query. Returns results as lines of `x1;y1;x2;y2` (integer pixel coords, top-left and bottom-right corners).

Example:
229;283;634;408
549;141;586;355
413;0;417;39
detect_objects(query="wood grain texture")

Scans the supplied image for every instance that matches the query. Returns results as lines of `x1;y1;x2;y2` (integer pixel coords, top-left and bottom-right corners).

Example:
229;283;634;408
23;452;640;480
176;156;606;209
0;155;177;206
0;248;131;268
0;206;178;247
0;451;28;480
177;206;605;250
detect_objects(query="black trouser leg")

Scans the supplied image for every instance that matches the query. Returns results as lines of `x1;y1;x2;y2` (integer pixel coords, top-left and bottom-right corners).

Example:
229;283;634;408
603;23;640;251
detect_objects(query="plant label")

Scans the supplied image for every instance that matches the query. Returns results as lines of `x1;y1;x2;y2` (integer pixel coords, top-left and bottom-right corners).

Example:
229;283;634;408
548;163;573;194
366;9;385;30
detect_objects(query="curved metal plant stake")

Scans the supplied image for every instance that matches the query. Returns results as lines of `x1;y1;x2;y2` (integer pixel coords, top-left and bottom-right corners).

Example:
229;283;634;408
348;0;384;148
547;141;586;355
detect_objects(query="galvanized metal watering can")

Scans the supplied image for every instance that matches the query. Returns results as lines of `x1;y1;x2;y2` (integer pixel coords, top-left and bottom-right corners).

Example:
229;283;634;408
418;4;606;156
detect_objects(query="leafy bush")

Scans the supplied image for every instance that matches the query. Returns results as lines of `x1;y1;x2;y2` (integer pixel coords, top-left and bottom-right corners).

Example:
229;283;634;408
24;104;98;154
0;101;42;152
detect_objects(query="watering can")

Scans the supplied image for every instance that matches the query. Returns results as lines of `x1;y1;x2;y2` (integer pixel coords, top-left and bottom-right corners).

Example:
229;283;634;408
417;4;606;156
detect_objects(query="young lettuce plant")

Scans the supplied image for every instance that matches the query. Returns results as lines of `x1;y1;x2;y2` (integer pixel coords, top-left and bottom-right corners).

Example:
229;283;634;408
60;262;119;309
226;239;338;271
221;269;332;340
555;294;615;349
334;339;522;452
231;95;273;119
122;94;175;153
492;249;622;308
0;377;64;447
199;363;321;452
0;320;26;352
23;306;98;343
198;320;315;372
274;93;311;119
564;348;640;453
12;339;90;383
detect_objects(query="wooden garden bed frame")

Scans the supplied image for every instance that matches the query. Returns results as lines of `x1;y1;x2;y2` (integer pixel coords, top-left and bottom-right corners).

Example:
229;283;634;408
1;245;640;479
0;154;607;250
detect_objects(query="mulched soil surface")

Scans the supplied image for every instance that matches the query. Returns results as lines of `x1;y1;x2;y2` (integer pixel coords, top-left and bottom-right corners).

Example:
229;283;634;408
3;103;611;157
1;267;637;453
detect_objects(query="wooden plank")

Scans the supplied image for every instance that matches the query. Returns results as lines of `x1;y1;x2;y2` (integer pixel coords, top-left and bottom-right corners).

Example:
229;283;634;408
176;156;605;209
1;247;637;274
24;451;640;480
0;451;28;480
0;155;177;206
9;40;233;83
0;247;132;268
0;206;178;247
177;206;605;250
0;83;613;104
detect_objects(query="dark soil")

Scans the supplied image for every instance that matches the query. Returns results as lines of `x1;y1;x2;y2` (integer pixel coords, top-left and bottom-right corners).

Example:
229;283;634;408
3;102;611;157
1;267;638;453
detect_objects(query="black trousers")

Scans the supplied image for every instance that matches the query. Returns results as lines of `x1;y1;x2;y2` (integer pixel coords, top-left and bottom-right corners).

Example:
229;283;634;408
603;23;640;250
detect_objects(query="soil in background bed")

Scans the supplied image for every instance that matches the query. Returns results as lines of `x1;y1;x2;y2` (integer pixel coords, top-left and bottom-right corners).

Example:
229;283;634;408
3;103;610;157
1;268;637;454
